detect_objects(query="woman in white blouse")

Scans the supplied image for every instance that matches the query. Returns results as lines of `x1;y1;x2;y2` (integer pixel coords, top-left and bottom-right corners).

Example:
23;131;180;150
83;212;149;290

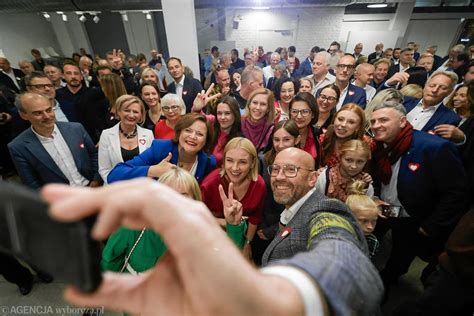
98;95;154;183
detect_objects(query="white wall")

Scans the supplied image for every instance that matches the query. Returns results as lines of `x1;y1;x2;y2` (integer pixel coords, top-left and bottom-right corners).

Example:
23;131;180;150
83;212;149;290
0;13;62;66
196;7;344;60
195;9;469;59
123;12;158;55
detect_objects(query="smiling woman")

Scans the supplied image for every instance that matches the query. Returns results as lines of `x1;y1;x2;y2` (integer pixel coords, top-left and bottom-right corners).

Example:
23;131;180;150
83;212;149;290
107;112;216;184
201;137;265;261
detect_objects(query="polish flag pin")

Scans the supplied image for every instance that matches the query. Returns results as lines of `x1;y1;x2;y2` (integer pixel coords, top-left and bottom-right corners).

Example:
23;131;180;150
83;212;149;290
139;138;146;145
280;227;293;238
80;143;84;149
408;163;420;172
348;90;355;96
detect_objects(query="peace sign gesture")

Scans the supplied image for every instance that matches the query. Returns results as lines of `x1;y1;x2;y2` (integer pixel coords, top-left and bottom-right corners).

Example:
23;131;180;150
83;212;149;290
192;83;222;112
218;183;242;225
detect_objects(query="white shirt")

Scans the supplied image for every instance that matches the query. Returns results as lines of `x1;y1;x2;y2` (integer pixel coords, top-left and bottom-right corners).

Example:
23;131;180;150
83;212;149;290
399;63;410;72
380;158;409;217
353;81;376;104
335;83;350;111
54;100;68;122
32;124;89;186
280;188;316;225
1;69;21;90
262;65;275;83
175;75;185;98
308;72;336;96
406;100;442;131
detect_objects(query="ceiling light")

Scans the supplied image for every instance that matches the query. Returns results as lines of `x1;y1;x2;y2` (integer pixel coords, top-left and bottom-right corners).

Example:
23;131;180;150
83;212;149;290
62;14;68;22
42;12;51;21
56;11;63;15
367;3;388;8
121;12;129;22
79;15;87;22
146;13;152;20
93;15;100;23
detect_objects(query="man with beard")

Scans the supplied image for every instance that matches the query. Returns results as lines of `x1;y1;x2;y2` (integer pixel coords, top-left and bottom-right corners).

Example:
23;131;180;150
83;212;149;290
55;62;88;123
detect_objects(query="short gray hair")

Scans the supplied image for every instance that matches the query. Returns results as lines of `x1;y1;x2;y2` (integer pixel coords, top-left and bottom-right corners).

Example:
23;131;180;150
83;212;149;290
372;100;407;116
241;65;263;85
24;71;51;88
270;52;281;60
161;93;186;115
428;70;458;90
314;51;331;65
15;92;50;113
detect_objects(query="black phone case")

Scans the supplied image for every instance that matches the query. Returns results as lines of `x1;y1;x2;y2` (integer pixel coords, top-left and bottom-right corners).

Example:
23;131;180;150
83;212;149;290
0;182;102;293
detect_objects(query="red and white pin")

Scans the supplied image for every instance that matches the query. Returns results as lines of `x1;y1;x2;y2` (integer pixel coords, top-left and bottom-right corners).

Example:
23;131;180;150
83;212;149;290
139;138;146;145
79;143;85;149
408;163;420;172
280;227;292;238
183;90;188;95
348;90;355;96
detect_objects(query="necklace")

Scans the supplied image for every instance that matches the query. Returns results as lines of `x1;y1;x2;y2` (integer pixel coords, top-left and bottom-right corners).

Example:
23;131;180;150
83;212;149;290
120;125;138;139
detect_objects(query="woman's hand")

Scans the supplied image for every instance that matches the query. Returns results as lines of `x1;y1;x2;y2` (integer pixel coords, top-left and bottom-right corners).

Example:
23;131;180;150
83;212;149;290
360;172;373;185
192;83;222;112
219;183;243;225
147;153;173;178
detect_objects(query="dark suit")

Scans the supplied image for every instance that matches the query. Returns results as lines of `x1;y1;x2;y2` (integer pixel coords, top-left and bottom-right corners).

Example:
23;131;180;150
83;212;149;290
0;69;24;93
404;96;461;132
368;51;382;63
387;63;410;80
167;75;203;113
294;57;312;78
262;190;383;315
374;131;468;284
341;83;367;109
7;122;99;189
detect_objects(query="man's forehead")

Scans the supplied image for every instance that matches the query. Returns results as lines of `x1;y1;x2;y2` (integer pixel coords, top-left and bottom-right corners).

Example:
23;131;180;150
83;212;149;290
372;108;399;118
340;56;355;64
31;77;52;84
428;74;451;85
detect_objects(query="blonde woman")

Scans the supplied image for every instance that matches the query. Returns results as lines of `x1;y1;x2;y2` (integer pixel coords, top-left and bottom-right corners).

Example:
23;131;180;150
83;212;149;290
201;137;265;260
98;95;153;183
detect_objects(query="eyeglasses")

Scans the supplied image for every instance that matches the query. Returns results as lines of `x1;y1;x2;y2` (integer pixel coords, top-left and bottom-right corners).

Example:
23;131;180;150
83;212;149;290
336;64;356;70
267;164;314;178
318;94;337;103
162;105;181;112
290;109;312;117
28;84;54;90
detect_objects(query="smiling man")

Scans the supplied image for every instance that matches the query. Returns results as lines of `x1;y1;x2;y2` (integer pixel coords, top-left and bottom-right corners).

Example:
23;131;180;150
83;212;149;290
166;57;203;113
370;100;468;291
404;71;461;132
334;54;366;110
8;93;100;189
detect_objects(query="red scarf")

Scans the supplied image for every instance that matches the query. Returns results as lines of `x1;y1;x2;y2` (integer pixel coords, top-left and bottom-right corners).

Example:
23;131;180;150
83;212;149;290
375;123;414;185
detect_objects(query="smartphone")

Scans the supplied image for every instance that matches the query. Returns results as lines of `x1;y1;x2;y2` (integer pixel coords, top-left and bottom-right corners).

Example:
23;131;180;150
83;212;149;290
378;204;401;218
0;182;102;293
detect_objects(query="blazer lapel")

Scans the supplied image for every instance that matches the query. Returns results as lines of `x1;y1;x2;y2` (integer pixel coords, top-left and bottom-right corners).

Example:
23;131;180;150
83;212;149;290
424;105;445;132
137;126;149;153
58;123;84;171
24;132;66;179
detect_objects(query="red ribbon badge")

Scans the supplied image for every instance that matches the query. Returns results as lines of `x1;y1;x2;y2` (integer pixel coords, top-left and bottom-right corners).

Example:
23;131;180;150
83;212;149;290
139;138;146;145
348;90;355;96
80;143;84;149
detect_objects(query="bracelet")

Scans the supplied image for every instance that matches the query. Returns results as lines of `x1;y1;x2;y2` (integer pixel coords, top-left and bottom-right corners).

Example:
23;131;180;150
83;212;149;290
245;239;252;245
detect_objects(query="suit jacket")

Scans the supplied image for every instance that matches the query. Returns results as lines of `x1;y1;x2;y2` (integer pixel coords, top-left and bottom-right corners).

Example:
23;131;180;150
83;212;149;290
107;139;216;184
0;69;24;93
387;63;410;79
404;96;461;132
7;122;99;189
261;191;383;315
394;131;468;241
98;123;154;183
167;75;203;113
294;57;312;78
342;83;367;109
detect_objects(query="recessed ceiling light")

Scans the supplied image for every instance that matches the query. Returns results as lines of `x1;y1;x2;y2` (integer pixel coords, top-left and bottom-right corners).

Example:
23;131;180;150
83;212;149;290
367;3;388;8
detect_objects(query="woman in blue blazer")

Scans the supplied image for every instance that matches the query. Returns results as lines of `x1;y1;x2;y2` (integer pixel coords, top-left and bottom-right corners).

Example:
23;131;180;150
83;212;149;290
108;113;216;183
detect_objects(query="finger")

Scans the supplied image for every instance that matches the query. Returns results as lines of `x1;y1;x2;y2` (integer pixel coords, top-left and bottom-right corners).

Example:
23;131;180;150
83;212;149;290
41;184;90;204
228;182;234;201
64;272;147;313
208;93;221;102
164;152;172;162
218;184;228;202
205;83;215;96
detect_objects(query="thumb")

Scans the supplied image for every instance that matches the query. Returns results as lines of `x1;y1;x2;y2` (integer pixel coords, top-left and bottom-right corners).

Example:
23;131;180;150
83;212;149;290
164;152;172;162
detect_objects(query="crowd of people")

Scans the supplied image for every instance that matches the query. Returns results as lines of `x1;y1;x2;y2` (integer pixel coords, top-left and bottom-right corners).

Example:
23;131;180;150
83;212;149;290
0;40;473;315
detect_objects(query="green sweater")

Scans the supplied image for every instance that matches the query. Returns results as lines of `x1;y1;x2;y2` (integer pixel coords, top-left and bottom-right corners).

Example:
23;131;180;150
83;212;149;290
102;221;247;273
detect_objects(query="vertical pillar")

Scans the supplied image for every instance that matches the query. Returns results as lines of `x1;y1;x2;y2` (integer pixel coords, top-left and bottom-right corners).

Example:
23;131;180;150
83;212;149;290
162;0;200;79
389;1;416;48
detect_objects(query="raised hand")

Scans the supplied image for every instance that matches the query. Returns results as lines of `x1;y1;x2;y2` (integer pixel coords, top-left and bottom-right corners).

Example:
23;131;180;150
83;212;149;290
147;152;173;178
111;48;123;70
192;83;222;112
218;183;243;225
